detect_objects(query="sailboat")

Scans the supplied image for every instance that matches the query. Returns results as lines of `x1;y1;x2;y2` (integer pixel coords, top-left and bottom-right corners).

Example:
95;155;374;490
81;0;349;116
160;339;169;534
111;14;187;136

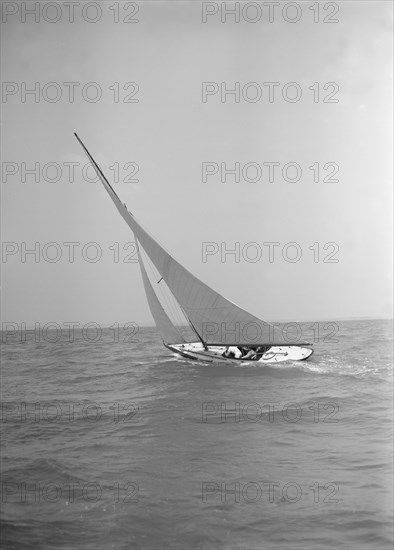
75;133;313;364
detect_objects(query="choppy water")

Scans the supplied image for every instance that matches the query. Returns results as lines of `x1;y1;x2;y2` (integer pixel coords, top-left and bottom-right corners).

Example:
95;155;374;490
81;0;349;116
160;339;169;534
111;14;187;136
1;320;393;550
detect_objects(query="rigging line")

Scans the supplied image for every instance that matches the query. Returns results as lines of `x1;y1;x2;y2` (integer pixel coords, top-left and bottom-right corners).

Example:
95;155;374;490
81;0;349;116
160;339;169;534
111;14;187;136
150;260;184;328
175;299;199;344
135;233;185;332
154;266;188;329
142;247;187;333
136;239;168;326
140;248;186;341
185;314;207;349
142;250;174;319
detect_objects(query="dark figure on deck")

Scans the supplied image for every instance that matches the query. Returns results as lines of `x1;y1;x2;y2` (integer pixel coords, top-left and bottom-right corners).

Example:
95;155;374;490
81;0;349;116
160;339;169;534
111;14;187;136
256;345;271;355
241;346;257;360
222;346;242;359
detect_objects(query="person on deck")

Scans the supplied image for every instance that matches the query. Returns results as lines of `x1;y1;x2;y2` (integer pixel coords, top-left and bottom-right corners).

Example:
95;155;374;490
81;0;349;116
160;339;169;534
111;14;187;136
222;346;242;359
256;345;270;355
241;346;257;360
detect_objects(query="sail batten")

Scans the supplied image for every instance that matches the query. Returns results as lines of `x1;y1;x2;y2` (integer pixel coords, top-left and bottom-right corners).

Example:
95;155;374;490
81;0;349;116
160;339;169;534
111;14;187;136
75;133;289;346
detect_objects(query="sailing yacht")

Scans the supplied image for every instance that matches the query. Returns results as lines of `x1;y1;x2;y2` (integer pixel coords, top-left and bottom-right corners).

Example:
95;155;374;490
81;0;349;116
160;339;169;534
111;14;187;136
75;133;313;364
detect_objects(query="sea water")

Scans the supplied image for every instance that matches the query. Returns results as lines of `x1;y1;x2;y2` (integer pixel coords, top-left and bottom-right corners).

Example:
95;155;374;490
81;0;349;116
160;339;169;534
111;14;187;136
1;320;393;549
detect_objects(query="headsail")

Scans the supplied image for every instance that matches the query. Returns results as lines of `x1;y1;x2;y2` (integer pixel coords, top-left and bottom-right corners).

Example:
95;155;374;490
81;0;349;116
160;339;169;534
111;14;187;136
136;241;185;344
74;133;299;346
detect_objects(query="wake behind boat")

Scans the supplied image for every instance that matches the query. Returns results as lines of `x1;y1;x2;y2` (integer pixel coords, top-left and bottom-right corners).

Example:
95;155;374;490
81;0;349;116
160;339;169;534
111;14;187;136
75;133;313;364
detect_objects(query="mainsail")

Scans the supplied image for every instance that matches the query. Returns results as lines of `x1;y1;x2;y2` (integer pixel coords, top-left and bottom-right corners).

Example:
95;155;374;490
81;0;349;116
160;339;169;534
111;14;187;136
75;133;292;346
136;241;185;344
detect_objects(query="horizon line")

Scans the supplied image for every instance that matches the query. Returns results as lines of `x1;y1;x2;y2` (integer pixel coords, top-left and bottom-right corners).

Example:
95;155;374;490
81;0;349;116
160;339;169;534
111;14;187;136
1;316;392;331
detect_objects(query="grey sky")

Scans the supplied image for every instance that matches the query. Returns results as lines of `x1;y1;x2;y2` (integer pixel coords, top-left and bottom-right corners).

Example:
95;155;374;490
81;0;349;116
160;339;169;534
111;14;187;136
1;1;392;326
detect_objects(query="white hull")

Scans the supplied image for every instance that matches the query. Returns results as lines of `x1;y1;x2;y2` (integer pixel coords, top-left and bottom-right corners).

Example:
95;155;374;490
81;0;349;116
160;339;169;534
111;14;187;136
166;342;313;364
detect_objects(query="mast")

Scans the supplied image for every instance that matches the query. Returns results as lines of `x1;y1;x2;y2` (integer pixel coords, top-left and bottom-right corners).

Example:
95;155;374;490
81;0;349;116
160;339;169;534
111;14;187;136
74;133;121;202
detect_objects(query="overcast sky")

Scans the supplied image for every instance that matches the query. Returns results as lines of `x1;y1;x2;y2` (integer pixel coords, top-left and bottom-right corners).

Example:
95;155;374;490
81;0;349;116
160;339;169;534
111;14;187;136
1;1;392;327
